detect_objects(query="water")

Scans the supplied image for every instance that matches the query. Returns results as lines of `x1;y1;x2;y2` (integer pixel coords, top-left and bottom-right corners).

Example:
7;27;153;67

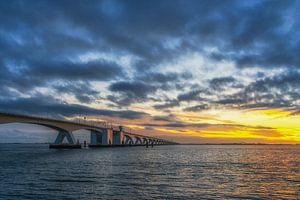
0;144;299;200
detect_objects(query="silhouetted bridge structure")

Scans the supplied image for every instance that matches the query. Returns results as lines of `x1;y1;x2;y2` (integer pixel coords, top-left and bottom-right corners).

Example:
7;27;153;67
0;112;177;148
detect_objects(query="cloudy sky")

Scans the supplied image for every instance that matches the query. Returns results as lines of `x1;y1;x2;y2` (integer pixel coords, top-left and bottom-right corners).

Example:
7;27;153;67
0;0;300;143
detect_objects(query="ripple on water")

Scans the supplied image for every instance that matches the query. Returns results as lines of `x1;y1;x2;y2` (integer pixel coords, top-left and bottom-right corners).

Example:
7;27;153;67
0;144;299;200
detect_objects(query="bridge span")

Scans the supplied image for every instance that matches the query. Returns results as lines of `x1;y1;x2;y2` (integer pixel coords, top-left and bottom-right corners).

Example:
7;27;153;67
0;112;177;148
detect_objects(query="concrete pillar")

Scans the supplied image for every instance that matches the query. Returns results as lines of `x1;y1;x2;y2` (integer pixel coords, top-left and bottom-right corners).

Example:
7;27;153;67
90;130;101;145
89;128;112;147
149;139;153;145
150;139;154;147
143;138;148;144
54;130;75;144
112;130;124;145
124;135;133;145
135;137;142;145
102;128;113;145
50;130;81;148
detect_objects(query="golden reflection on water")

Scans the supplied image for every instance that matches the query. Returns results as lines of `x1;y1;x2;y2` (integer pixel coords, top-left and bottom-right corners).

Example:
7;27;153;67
0;144;299;199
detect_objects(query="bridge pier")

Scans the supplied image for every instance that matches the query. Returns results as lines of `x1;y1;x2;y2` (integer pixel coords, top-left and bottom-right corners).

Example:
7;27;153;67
143;138;148;145
49;130;81;149
149;139;154;147
112;130;125;145
124;135;133;145
134;136;142;145
102;128;113;145
89;128;113;147
90;130;102;146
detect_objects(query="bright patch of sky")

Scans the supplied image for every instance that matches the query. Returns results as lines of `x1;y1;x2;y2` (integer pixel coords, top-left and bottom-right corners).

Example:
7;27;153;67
77;51;138;78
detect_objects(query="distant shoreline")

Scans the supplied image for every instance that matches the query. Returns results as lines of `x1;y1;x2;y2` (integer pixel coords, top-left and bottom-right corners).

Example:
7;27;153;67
179;143;300;145
0;143;299;145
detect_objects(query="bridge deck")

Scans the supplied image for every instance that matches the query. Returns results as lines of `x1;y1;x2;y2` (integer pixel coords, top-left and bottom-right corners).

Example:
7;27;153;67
0;112;177;147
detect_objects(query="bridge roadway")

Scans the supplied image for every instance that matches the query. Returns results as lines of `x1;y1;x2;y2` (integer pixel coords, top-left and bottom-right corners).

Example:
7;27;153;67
0;112;177;148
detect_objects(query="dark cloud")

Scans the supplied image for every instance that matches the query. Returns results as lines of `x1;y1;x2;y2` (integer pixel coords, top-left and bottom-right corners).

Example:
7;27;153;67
27;60;124;82
0;59;124;95
155;69;300;113
215;98;245;105
183;104;209;112
2;0;298;73
1;0;300;118
206;1;300;69
109;81;156;98
246;70;300;92
177;89;203;102
152;114;178;123
213;70;300;111
53;81;100;103
136;72;192;83
209;76;242;91
152;88;207;110
107;72;192;106
108;81;157;106
152;116;174;122
153;100;180;110
0;94;149;119
141;123;210;128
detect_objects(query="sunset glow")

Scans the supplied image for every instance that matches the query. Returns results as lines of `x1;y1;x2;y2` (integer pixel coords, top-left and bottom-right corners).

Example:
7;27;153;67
1;0;300;144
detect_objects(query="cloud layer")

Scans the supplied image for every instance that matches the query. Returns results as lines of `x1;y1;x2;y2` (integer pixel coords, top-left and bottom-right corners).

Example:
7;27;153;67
1;0;300;143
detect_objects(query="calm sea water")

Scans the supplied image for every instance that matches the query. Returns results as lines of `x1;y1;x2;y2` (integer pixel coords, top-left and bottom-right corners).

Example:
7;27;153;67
0;144;299;200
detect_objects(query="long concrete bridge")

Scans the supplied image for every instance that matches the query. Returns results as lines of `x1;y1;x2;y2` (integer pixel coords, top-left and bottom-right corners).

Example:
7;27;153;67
0;112;177;148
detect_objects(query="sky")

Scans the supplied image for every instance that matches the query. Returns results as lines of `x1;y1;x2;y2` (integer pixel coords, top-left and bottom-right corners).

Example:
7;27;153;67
0;0;300;144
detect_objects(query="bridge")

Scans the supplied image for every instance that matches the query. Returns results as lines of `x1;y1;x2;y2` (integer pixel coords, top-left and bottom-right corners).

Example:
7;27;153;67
0;112;177;148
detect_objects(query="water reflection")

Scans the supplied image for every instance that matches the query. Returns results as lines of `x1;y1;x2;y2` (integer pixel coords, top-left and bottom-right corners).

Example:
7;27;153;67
0;144;299;199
